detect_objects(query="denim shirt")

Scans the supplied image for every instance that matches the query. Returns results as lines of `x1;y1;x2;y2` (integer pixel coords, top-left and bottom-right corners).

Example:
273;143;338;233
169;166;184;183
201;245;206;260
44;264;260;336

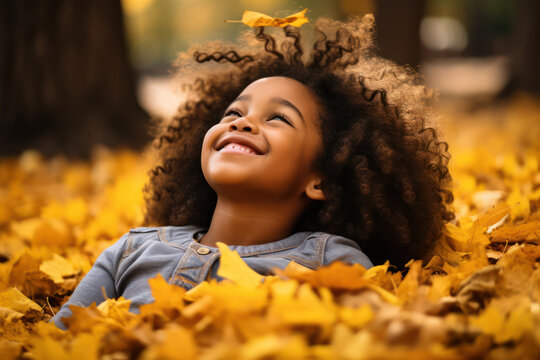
51;225;373;330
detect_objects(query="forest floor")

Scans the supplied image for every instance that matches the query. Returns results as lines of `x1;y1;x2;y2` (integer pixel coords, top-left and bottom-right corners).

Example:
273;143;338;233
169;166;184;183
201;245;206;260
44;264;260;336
0;95;539;359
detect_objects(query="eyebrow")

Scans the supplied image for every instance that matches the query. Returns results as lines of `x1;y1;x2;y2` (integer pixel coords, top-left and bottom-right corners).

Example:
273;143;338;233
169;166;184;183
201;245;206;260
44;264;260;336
231;94;305;124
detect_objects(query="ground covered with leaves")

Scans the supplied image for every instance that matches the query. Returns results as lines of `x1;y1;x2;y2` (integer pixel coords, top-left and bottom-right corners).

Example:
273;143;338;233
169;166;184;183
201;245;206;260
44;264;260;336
1;97;539;359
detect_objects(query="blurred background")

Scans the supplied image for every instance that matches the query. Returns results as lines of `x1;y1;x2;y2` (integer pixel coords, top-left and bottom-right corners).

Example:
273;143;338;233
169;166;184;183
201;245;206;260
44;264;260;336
0;0;539;158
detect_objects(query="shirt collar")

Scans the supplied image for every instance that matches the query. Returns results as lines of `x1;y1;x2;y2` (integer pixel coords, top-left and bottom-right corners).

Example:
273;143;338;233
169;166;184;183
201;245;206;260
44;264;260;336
164;225;315;256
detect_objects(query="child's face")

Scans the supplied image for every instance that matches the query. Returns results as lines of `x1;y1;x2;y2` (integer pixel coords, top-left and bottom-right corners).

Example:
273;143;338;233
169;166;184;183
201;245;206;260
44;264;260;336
201;76;325;201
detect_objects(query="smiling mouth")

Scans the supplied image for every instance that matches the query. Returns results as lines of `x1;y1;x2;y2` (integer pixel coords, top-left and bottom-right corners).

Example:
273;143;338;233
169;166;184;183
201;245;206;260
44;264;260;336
218;143;260;155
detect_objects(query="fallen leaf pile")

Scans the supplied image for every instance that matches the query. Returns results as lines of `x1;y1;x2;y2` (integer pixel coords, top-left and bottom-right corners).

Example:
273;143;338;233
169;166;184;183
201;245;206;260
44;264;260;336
1;96;539;359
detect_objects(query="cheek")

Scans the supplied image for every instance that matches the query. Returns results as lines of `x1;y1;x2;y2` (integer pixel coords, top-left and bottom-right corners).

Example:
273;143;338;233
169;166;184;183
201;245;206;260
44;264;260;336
201;126;221;162
269;136;312;172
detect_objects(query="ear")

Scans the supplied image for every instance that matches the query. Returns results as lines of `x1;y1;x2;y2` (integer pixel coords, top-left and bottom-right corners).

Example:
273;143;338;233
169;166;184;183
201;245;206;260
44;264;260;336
304;177;326;201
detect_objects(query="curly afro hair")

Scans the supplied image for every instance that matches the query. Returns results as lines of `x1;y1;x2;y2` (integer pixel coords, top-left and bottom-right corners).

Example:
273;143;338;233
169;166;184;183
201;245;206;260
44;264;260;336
143;15;455;267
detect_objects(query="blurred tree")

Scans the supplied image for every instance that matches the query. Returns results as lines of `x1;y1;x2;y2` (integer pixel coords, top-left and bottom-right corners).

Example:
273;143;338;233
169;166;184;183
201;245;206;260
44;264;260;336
511;0;540;94
0;0;150;159
375;0;424;68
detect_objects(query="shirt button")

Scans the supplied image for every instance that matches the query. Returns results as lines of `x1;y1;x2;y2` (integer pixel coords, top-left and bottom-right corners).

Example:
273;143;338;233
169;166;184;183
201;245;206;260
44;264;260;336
197;247;210;255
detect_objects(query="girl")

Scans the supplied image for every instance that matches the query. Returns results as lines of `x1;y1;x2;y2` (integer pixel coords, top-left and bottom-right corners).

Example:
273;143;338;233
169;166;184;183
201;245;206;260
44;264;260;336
52;15;454;330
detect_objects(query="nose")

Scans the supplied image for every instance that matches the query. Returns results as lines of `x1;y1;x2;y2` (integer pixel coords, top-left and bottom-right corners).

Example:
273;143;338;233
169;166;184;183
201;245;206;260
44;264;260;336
228;116;259;134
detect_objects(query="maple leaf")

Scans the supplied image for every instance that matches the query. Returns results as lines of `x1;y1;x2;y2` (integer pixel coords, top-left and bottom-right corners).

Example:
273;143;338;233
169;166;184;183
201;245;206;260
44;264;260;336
225;9;309;28
39;254;79;284
0;287;42;314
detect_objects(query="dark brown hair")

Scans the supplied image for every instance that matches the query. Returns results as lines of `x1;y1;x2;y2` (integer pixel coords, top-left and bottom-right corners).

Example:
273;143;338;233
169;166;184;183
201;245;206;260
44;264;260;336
143;15;455;267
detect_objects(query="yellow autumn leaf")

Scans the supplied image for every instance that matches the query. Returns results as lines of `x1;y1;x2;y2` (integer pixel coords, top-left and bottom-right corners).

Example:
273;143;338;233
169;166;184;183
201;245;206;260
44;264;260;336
140;324;198;360
338;304;373;328
506;187;531;220
32;333;99;360
269;278;298;301
139;273;186;318
32;218;73;248
63;303;105;332
184;279;212;302
65;250;93;274
225;8;309;28
428;275;453;301
39;253;78;284
364;261;389;280
148;273;186;307
10;218;43;241
0;305;26;321
268;283;336;326
240;334;308;360
395;260;422;301
203;281;268;314
470;301;534;343
490;220;540;244
41;198;88;226
366;284;403;305
216;242;264;287
96;296;133;324
0;287;41;313
274;261;370;290
275;259;314;278
331;324;372;358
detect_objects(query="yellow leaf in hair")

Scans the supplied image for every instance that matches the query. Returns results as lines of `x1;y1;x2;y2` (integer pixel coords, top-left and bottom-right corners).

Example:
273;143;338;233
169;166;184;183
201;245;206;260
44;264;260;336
225;9;309;28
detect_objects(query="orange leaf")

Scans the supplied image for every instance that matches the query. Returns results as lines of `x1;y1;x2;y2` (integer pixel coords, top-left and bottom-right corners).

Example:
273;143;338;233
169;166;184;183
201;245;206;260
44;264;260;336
490;220;540;244
139;274;186;319
39;254;79;284
274;261;370;290
225;9;309;28
0;287;42;313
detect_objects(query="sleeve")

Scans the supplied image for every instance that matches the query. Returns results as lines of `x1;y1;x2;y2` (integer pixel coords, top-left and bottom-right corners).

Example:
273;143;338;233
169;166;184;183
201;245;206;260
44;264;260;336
323;235;374;269
50;232;130;330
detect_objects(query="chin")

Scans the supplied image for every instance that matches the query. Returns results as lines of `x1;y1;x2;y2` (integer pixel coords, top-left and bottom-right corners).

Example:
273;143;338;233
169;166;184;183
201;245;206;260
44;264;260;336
203;167;254;189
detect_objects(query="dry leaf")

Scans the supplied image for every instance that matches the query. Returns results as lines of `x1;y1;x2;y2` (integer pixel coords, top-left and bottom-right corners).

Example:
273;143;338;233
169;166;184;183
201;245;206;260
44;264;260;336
490;220;540;244
139;273;186;319
0;287;42;313
225;9;309;28
216;242;264;287
39;254;79;284
2;97;540;358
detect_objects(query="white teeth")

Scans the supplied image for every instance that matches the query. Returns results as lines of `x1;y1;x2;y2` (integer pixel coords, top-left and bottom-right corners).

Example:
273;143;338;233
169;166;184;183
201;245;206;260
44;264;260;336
221;143;257;154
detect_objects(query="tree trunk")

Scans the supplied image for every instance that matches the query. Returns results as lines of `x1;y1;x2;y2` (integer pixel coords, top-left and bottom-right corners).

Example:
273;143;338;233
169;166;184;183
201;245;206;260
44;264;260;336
0;0;150;159
374;0;424;69
511;0;540;94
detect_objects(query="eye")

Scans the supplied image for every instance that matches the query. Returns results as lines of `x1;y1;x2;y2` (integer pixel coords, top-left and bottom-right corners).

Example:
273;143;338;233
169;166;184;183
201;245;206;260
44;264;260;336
269;113;293;127
223;108;243;118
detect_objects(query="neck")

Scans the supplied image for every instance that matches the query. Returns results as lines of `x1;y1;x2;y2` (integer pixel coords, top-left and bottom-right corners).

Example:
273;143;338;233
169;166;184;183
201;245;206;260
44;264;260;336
199;196;304;247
